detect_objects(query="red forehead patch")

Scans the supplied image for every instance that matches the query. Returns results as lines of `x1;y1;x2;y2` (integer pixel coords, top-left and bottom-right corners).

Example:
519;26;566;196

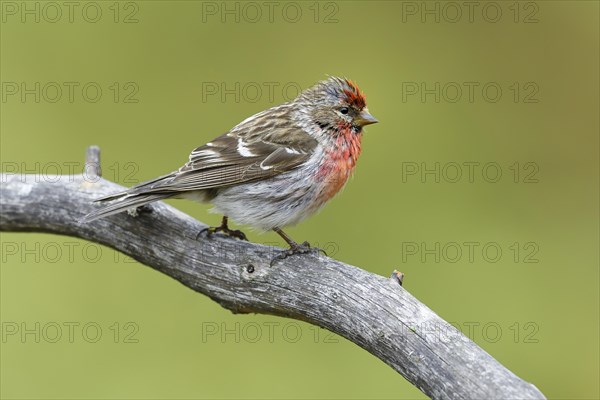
343;79;367;109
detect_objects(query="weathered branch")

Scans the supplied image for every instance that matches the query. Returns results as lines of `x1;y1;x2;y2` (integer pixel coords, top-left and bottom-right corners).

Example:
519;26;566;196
0;146;545;400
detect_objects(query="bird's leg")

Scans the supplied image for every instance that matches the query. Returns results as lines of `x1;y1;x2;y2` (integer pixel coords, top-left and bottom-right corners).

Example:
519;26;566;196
270;228;326;265
197;216;248;241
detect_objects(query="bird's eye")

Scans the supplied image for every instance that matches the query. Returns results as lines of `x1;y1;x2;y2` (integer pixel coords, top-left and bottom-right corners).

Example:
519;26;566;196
340;107;349;115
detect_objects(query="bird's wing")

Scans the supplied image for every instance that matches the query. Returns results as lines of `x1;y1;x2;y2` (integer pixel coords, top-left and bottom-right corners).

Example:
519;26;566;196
131;118;319;194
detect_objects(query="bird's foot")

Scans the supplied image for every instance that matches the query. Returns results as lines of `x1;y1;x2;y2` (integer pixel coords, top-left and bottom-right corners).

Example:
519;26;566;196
196;217;248;241
270;241;326;266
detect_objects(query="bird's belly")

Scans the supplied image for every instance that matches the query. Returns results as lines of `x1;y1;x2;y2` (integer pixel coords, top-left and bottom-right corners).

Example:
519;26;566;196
210;171;322;230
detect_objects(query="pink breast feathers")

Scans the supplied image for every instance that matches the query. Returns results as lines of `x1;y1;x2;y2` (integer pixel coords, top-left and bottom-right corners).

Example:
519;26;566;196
315;129;363;205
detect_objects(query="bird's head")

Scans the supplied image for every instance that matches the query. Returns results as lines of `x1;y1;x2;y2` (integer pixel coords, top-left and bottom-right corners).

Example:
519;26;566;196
296;77;378;136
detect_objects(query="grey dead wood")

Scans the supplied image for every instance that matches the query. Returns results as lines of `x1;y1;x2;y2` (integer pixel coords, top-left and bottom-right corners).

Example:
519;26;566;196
0;146;546;400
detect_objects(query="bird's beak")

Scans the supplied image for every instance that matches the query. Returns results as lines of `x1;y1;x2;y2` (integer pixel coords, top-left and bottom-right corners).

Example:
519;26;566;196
356;109;379;126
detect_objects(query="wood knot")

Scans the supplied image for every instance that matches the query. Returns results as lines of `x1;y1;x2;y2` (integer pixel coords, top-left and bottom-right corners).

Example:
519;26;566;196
390;270;405;286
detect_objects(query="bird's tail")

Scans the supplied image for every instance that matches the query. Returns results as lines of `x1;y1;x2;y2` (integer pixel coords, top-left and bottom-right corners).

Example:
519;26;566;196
80;192;173;223
80;172;178;223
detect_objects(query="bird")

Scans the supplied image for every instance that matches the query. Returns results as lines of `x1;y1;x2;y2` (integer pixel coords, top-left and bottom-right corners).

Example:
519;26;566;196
82;76;378;262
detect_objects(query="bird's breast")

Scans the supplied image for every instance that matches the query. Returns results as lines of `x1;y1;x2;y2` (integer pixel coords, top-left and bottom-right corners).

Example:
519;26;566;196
314;131;363;204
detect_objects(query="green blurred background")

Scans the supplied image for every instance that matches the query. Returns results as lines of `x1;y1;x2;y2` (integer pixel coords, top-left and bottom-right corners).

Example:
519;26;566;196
1;1;598;399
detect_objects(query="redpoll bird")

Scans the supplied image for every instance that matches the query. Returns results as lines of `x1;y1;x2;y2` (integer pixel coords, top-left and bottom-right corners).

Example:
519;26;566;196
82;77;378;261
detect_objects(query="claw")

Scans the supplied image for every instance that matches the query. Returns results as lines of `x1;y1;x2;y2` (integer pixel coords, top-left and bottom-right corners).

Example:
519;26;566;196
270;241;326;266
196;216;248;241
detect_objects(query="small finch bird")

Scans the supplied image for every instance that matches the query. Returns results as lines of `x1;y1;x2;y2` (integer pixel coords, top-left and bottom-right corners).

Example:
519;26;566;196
82;77;378;261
